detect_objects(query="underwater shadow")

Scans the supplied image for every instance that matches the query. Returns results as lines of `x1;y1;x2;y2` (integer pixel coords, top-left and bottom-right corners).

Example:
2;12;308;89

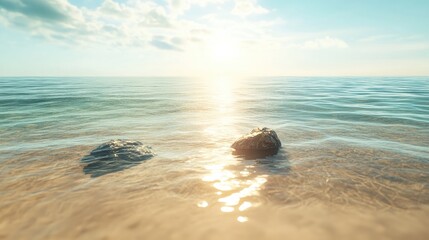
233;147;291;175
82;159;151;178
232;148;280;160
80;140;155;178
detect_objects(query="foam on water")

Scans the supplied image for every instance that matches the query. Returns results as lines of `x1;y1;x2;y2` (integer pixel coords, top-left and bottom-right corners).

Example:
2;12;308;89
0;77;428;239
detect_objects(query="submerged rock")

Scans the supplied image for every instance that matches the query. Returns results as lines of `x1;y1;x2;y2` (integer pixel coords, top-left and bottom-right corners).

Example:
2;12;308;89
231;127;281;158
81;139;155;177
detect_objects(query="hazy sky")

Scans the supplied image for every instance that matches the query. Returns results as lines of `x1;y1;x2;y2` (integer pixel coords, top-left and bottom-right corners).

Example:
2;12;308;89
0;0;428;76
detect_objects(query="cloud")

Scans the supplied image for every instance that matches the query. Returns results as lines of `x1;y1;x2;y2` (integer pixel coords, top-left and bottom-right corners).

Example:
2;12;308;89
150;36;183;51
0;0;72;21
0;0;97;45
167;0;191;15
302;36;349;49
232;0;269;17
141;8;172;28
0;0;277;51
98;0;127;17
167;0;227;15
0;0;174;48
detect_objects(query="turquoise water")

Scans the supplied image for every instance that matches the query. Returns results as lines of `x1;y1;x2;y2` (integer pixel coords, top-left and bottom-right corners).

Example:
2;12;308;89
1;77;429;239
1;77;428;154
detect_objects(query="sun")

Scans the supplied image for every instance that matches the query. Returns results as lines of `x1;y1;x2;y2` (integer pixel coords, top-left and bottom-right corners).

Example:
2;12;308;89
199;30;245;77
207;31;240;62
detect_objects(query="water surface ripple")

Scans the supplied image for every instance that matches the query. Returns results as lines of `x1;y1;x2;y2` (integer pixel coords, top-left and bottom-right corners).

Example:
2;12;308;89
0;77;428;240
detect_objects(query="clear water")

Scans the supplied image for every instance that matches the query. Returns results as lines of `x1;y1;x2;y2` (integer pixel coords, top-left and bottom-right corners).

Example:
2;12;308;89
1;77;428;239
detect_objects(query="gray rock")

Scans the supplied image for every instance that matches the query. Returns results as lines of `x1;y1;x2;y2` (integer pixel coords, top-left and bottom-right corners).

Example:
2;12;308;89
81;139;155;177
231;127;281;157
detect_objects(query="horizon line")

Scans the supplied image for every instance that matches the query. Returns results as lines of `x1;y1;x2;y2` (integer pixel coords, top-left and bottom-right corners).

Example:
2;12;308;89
0;75;428;78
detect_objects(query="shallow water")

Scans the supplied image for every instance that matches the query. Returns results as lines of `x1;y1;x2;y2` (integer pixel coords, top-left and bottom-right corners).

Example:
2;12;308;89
1;77;428;240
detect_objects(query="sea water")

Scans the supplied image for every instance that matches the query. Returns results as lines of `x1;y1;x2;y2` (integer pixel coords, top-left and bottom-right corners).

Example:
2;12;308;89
0;77;428;239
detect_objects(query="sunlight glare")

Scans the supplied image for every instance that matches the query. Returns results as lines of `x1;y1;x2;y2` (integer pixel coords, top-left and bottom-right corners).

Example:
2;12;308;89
237;216;249;223
197;201;209;208
208;31;240;62
221;206;235;213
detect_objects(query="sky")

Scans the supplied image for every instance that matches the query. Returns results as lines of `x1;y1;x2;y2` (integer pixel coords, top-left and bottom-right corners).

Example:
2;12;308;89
0;0;428;77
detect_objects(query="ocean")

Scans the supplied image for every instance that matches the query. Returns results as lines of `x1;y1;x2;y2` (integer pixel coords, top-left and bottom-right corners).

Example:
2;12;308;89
0;77;428;239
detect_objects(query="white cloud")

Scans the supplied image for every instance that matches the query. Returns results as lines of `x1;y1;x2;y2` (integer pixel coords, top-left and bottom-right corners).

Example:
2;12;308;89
98;0;124;17
0;0;80;22
167;0;227;15
150;35;184;51
0;0;178;48
0;0;96;44
0;0;276;51
232;0;269;17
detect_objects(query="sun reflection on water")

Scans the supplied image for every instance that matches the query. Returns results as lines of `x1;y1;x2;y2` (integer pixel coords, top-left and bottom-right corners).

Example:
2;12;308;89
201;163;267;222
237;216;249;223
197;201;209;208
196;77;267;223
202;77;236;139
210;77;234;113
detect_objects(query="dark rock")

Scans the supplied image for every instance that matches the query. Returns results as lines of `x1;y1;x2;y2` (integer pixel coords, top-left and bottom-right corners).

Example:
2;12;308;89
81;139;155;177
231;127;281;158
